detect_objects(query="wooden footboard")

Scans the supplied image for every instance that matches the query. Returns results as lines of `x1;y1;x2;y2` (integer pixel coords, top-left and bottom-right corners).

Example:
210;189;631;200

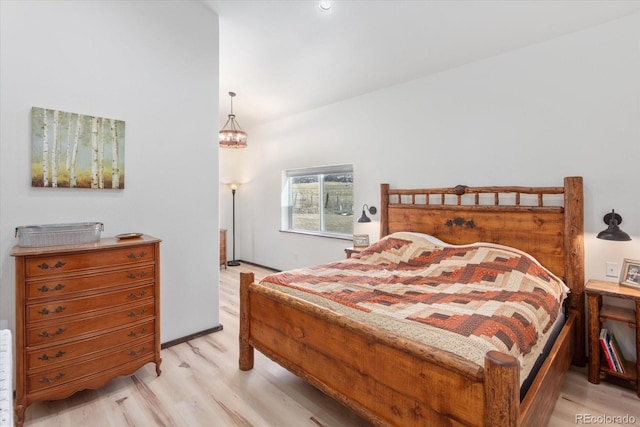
239;272;575;427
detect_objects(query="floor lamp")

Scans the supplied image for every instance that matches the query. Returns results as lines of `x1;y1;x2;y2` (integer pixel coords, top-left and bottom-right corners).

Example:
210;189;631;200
227;183;241;266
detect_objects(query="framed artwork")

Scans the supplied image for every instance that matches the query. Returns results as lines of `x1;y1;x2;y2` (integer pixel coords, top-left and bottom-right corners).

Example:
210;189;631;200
31;107;125;189
353;234;370;248
620;258;640;289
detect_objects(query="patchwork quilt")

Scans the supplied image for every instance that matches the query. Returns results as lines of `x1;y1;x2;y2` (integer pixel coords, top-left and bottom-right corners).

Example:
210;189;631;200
260;232;569;383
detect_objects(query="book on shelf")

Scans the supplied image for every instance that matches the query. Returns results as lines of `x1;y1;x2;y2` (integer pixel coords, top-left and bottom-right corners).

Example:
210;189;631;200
599;328;618;372
599;328;615;371
599;328;626;373
609;332;627;374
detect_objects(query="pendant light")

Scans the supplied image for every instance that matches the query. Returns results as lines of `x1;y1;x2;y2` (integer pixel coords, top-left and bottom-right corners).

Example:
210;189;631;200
219;91;247;148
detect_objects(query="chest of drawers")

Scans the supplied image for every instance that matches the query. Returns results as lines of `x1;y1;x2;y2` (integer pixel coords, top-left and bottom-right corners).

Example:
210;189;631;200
11;235;162;426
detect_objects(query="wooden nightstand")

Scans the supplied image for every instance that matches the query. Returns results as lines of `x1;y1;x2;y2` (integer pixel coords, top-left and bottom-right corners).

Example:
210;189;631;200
220;229;227;269
585;279;640;397
344;247;363;259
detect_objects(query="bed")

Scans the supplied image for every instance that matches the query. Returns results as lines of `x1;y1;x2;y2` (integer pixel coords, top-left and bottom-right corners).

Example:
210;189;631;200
239;176;585;427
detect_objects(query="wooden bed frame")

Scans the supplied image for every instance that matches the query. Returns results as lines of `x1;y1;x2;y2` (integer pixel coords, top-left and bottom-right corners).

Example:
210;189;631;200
239;176;585;426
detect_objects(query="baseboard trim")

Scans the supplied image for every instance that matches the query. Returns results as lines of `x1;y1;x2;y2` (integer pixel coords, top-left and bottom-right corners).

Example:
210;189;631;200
237;260;281;272
161;324;224;349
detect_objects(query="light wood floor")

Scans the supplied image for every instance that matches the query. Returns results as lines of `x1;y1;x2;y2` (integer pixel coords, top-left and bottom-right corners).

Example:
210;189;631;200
23;263;640;426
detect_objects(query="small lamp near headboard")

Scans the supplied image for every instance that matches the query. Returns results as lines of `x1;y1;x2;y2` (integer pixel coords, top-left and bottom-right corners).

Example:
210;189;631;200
358;204;377;223
596;209;631;241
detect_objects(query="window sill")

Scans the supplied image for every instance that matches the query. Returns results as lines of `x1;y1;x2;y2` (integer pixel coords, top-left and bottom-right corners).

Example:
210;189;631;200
279;229;352;241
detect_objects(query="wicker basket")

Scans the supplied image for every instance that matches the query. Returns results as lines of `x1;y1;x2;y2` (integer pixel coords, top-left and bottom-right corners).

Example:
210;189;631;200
15;222;104;247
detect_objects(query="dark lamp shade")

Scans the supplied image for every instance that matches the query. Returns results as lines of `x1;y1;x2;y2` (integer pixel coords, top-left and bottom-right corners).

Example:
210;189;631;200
357;204;377;223
358;210;371;223
596;210;631;241
597;225;631;241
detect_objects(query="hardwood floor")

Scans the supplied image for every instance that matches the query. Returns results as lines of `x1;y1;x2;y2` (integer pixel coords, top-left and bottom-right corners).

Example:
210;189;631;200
24;263;640;426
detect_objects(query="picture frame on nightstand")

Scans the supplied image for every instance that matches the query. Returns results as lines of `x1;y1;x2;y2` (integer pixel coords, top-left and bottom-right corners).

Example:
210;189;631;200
620;258;640;289
353;234;370;248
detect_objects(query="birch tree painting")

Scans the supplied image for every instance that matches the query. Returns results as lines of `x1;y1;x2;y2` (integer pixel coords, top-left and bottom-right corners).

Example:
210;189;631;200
31;107;125;189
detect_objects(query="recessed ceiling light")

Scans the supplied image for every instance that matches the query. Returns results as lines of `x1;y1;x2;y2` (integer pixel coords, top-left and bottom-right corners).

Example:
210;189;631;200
319;1;332;12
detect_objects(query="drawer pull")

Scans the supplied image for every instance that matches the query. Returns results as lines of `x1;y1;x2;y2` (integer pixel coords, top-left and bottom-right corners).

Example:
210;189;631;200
128;308;147;317
37;261;66;270
127;271;148;279
128;327;148;337
38;306;66;316
37;283;66;293
38;350;66;361
38;328;66;338
128;290;147;299
39;372;66;383
128;346;147;356
127;251;148;260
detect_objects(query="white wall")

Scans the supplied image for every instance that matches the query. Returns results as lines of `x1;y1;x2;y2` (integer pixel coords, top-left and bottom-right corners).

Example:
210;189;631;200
228;13;640;277
0;0;221;342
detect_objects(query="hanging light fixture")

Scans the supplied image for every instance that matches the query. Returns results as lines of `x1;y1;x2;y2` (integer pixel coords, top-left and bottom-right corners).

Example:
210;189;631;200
219;91;247;148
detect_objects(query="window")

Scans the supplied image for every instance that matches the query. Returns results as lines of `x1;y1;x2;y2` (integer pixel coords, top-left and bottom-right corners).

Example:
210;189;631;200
282;164;354;238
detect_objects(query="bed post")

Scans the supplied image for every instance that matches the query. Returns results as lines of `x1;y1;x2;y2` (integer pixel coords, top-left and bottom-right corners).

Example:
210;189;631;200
484;351;519;427
563;176;585;366
380;183;390;238
239;272;255;371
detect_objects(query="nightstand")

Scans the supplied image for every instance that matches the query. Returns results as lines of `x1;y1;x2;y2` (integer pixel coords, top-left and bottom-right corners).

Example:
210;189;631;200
220;229;227;269
344;247;363;259
585;279;640;397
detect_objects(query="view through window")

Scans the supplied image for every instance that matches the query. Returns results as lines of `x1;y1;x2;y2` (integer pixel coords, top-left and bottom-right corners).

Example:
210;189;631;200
283;165;353;238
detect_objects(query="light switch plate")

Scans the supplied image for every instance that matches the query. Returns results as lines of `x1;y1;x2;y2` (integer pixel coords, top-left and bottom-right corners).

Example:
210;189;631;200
606;262;619;278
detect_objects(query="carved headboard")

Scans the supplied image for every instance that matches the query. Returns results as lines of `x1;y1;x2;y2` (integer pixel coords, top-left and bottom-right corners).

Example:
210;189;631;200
379;177;583;280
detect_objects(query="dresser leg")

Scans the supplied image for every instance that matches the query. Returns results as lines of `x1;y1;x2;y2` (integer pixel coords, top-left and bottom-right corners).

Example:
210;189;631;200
15;404;26;427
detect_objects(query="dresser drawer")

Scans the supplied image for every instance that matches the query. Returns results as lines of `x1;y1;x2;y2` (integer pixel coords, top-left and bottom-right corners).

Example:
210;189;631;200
25;245;156;278
27;284;154;323
27;301;155;346
26;265;154;301
27;337;155;393
27;320;155;371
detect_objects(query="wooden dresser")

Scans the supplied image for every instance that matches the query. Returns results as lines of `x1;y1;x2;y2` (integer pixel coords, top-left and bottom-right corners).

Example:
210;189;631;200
220;229;227;268
11;235;162;426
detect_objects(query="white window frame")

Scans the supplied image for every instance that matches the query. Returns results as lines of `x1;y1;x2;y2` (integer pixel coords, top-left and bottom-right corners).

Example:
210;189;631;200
281;164;354;239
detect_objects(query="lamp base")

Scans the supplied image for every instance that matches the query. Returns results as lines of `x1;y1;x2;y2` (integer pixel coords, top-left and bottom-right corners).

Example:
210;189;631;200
227;260;241;267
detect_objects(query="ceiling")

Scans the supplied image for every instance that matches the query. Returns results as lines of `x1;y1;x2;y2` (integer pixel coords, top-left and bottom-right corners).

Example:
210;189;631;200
204;0;640;130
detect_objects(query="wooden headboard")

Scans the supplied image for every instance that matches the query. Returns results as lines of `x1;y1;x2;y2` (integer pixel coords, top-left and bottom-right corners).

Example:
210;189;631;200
379;176;585;364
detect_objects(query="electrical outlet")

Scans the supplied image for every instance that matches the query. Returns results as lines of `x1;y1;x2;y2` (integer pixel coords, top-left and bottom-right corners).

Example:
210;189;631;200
606;262;619;278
